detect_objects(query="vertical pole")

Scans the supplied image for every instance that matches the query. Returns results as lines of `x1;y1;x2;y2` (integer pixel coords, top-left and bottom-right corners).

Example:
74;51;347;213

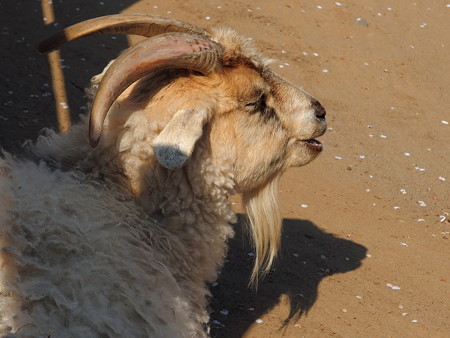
41;0;71;133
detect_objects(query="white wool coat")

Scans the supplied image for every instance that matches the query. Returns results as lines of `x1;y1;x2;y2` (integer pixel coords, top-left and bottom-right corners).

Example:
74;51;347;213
0;116;236;337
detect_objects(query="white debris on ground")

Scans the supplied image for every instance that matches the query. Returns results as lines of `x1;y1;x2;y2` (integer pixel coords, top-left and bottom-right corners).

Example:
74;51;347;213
386;283;401;290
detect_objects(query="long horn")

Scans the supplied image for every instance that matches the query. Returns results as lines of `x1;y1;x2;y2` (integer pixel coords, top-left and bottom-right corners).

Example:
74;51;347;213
89;32;222;147
38;14;208;53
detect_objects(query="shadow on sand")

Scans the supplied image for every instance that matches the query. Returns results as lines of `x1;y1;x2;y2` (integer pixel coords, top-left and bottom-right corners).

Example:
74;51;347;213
0;0;138;152
209;215;367;337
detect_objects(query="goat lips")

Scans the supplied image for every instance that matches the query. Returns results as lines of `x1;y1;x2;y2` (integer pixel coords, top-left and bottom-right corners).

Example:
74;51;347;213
305;139;323;152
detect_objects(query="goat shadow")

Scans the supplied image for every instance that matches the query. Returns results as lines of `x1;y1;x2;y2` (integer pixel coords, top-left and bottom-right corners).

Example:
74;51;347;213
209;215;367;337
0;0;139;153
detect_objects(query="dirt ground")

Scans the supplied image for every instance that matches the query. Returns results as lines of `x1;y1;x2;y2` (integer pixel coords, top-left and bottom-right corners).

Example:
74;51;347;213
1;0;449;337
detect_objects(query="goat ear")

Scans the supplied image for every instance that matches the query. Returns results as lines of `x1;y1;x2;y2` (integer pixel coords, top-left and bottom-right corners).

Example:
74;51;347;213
153;109;208;169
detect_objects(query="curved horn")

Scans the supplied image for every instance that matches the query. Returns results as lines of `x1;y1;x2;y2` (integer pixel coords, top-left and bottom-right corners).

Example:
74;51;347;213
89;32;222;147
38;14;208;53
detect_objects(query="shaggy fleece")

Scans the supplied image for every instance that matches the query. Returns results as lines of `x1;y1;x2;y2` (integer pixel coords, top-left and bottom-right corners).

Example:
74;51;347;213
0;151;225;337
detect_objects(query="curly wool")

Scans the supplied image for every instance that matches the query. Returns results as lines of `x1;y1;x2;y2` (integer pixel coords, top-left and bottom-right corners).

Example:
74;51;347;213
0;112;236;337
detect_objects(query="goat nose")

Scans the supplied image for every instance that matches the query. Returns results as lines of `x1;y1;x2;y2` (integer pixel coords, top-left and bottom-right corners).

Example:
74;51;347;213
312;100;327;119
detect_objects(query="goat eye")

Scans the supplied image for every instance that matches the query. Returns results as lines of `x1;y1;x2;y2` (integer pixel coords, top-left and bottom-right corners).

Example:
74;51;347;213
245;100;259;108
245;94;265;110
244;94;277;121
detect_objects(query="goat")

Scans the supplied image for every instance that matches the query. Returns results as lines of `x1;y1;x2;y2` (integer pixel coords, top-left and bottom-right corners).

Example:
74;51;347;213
0;14;327;337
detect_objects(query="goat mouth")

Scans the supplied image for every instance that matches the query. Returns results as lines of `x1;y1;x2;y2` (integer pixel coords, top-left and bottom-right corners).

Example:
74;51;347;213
304;139;323;152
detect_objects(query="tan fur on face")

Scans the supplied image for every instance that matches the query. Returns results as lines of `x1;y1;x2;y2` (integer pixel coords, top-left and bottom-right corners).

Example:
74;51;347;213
202;66;323;281
101;53;324;282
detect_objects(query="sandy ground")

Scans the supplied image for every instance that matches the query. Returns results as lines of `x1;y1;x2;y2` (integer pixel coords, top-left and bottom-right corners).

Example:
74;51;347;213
1;0;449;337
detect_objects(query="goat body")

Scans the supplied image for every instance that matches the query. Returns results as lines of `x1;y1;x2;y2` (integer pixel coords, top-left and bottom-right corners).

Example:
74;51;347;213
0;14;326;337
